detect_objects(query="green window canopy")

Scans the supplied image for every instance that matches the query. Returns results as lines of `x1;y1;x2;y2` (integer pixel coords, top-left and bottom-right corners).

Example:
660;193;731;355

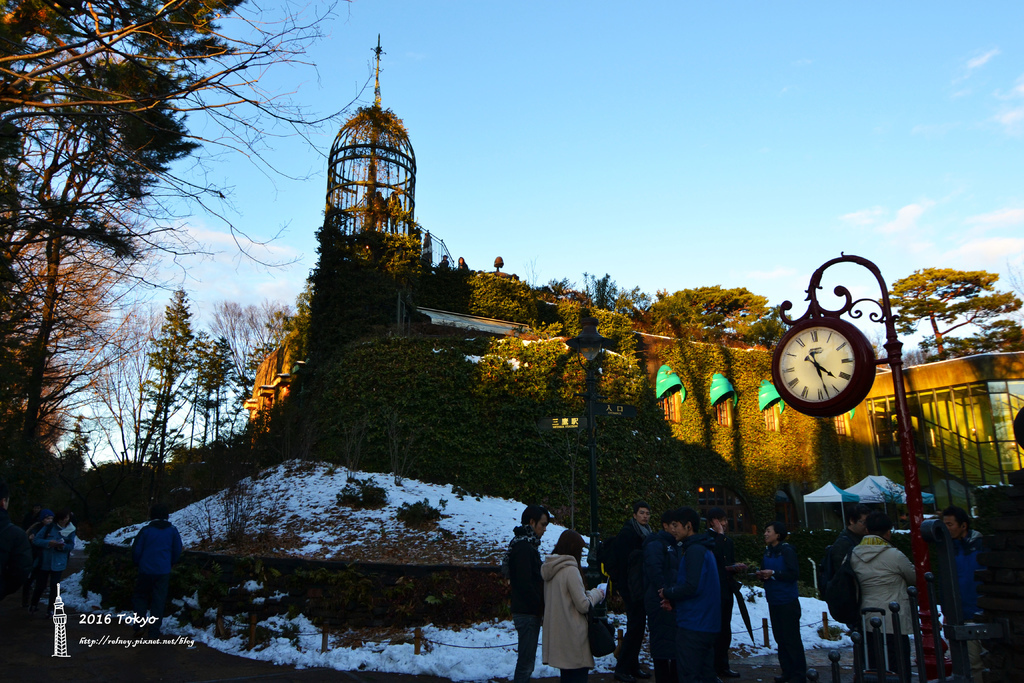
709;373;737;406
656;364;685;401
758;380;784;413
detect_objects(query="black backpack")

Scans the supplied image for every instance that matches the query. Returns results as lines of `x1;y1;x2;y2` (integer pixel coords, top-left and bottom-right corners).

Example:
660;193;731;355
824;548;861;625
626;548;645;600
818;544;836;596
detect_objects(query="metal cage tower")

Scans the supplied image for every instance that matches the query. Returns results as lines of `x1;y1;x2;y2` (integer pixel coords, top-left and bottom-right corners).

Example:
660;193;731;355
323;39;416;236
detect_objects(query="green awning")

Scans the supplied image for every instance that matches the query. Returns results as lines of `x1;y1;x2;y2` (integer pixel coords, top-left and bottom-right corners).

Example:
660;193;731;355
709;373;737;406
757;380;783;413
655;364;685;401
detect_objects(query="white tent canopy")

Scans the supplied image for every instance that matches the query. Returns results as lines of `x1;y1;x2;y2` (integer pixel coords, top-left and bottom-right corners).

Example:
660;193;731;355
847;475;937;505
803;481;860;529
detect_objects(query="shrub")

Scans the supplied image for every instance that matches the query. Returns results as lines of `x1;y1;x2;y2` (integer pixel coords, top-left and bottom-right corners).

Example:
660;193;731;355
337;478;388;509
396;498;442;528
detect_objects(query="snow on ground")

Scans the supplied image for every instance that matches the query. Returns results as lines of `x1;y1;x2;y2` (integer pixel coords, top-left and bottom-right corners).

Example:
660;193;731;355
87;462;852;679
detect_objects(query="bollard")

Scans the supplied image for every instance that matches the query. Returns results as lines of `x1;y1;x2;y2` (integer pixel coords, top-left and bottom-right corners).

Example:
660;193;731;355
870;616;887;683
248;612;257;650
822;611;830;639
321;622;329;654
925;573;947;683
763;617;770;648
807;668;820;683
414;627;422;655
888;602;908;683
828;649;842;683
215;605;225;639
851;630;865;683
906;586;927;683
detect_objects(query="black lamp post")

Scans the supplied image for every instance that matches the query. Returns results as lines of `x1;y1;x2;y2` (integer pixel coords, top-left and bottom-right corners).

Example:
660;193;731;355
566;317;616;595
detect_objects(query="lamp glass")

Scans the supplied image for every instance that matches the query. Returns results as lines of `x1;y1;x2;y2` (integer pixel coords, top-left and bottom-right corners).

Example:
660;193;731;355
580;344;601;361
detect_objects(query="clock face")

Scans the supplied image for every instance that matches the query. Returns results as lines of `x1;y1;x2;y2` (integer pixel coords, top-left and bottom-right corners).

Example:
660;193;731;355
771;317;875;417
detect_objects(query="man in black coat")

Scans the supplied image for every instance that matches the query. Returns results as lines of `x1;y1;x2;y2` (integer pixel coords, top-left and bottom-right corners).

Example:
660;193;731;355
507;505;550;683
643;509;685;683
0;480;34;600
824;504;870;629
612;500;653;683
706;507;746;679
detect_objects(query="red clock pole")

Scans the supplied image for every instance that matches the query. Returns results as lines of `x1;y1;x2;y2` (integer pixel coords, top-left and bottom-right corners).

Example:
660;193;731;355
778;254;948;679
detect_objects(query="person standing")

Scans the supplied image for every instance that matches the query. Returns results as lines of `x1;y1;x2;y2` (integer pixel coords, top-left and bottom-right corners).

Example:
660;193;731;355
131;503;183;637
22;508;53;608
849;512;914;682
0;480;33;600
507;505;550;683
659;507;721;683
31;508;75;614
541;529;607;683
643;509;684;683
706;507;745;679
824;504;871;589
758;521;806;683
942;505;985;678
610;500;653;683
20;503;42;530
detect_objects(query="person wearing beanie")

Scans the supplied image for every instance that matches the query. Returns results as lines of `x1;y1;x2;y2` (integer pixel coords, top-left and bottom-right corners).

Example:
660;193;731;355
22;508;54;608
131;503;183;638
757;521;806;683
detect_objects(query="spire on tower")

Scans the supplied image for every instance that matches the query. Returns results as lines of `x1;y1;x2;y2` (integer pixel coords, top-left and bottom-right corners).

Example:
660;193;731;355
373;35;385;107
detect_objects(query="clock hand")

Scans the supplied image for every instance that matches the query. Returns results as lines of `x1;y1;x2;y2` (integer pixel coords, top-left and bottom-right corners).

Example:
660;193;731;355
809;350;838;378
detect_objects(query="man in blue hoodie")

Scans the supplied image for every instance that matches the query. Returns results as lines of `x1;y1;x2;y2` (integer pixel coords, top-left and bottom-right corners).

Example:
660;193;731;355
131;503;183;637
660;507;720;683
942;505;984;678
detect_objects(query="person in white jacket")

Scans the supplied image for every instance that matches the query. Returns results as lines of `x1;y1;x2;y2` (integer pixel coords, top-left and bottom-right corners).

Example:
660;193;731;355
541;530;607;683
850;512;916;683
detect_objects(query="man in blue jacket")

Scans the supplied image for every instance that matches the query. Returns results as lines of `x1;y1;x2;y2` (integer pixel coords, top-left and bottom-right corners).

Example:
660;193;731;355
942;505;984;678
660;507;721;683
132;503;183;637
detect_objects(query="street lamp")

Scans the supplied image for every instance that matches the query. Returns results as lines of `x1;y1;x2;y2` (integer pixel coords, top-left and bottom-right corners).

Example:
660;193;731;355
566;317;616;595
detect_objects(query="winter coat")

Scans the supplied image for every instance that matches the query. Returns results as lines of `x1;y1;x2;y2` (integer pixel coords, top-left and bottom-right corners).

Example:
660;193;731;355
610;518;651;605
850;535;916;634
33;522;76;572
662;533;721;633
541;554;603;670
707;528;738;599
826;528;862;582
762;542;799;606
952;529;983;618
507;525;544;616
132;520;183;575
643;530;681;659
0;508;33;597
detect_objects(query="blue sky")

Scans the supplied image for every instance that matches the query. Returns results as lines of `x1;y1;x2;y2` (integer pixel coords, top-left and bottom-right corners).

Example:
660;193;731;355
174;2;1024;344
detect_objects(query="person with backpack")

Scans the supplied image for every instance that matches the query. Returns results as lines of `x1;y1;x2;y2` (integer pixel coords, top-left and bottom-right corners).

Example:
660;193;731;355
850;512;915;683
0;479;33;601
131;503;183;637
31;507;76;614
643;509;685;683
610;500;653;683
821;504;870;596
757;521;806;683
506;504;550;683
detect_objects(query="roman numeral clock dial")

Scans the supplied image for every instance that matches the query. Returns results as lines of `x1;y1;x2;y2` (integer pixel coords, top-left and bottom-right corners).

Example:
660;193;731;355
770;317;876;418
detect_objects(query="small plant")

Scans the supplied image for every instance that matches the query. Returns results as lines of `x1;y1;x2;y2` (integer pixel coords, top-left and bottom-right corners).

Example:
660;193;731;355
817;624;843;641
337;478;388;509
396;498;442;528
745;587;764;603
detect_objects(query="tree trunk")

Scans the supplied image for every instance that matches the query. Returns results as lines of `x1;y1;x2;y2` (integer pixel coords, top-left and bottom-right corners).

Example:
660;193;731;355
22;233;62;442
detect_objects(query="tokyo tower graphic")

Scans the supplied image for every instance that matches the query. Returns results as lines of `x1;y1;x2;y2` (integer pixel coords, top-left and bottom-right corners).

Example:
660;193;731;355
52;583;69;657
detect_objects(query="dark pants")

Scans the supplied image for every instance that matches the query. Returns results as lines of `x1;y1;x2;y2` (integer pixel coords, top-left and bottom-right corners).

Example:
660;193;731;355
769;600;806;683
676;628;717;683
31;570;62;612
616;595;647;674
653;658;678;683
132;573;171;636
512;613;541;683
22;567;43;607
865;631;911;683
559;667;589;683
714;589;734;673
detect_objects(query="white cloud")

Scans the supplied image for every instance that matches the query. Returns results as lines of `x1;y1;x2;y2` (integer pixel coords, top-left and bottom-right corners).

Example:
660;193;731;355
839;207;886;226
966;208;1024;229
966;48;1000;70
878;201;934;234
994;106;1024;133
943;237;1024;265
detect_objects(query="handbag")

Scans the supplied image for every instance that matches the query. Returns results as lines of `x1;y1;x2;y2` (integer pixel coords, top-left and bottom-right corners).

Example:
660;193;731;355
588;612;616;658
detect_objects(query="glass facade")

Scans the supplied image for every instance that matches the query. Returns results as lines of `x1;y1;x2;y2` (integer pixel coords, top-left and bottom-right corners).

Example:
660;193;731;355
865;380;1024;510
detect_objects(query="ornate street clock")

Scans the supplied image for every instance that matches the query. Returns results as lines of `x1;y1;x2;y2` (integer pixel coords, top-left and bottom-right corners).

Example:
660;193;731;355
771;317;875;418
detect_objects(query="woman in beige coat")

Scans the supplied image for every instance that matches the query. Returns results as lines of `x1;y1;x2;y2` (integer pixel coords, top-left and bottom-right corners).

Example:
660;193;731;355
850;512;916;683
541;530;607;683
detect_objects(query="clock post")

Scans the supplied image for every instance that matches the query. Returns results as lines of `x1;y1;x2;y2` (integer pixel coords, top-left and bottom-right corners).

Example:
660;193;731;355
774;253;947;678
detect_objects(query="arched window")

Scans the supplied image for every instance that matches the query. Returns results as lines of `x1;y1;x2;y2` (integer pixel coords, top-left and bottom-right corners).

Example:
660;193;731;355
697;484;751;533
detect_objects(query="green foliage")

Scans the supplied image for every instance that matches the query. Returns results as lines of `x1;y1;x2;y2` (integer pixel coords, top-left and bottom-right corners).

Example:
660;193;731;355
650;286;770;343
337;478;389;509
396;498;443;527
890;268;1022;360
468;273;538;325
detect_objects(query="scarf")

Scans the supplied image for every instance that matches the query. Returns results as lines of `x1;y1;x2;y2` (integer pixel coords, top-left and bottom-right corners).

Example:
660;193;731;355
631;518;652;539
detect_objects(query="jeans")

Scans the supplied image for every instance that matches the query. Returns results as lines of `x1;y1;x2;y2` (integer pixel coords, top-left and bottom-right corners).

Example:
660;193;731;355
512;613;541;683
769;600;806;683
132;573;171;636
559;667;589;683
676;628;717;683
